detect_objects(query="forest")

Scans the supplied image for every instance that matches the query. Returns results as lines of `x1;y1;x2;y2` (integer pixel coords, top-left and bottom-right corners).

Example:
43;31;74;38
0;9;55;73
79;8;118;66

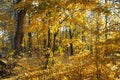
0;0;120;80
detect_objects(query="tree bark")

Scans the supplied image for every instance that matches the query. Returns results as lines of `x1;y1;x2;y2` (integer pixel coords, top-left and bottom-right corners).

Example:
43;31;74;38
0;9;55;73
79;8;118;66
28;32;32;57
69;28;73;55
43;35;46;49
14;9;26;57
47;28;51;48
52;32;57;54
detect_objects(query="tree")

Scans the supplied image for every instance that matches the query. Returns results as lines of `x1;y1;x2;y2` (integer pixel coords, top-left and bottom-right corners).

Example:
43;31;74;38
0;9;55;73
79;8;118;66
14;0;32;57
1;0;120;79
0;0;15;57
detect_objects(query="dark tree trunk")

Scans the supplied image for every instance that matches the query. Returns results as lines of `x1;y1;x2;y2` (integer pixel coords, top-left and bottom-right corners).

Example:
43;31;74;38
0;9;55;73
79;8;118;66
43;37;46;49
105;0;108;40
44;29;51;69
47;28;51;48
43;39;46;49
52;32;57;54
28;32;32;57
70;43;73;55
69;29;73;55
14;9;26;57
52;34;55;54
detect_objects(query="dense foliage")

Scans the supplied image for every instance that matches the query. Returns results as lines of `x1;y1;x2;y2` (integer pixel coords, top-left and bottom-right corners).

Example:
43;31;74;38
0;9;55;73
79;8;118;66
0;0;120;80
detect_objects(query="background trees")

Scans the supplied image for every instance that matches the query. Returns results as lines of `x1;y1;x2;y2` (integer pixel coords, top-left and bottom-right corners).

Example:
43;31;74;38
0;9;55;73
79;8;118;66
0;0;15;57
0;0;120;79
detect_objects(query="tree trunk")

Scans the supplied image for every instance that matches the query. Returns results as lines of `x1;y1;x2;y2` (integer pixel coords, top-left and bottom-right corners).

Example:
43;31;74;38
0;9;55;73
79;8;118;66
70;43;73;55
14;9;26;57
28;32;32;57
43;35;46;49
52;32;57;54
69;29;73;55
47;28;51;48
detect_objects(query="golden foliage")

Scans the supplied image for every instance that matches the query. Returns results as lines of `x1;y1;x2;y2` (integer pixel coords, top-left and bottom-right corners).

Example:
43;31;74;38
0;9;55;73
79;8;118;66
1;0;120;80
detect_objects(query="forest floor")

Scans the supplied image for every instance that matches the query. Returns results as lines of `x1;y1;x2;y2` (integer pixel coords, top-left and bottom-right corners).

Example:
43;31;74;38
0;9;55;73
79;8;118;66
0;53;120;80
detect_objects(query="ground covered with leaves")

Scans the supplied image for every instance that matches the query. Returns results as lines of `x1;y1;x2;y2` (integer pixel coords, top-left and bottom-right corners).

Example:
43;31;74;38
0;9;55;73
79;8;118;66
0;52;120;80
